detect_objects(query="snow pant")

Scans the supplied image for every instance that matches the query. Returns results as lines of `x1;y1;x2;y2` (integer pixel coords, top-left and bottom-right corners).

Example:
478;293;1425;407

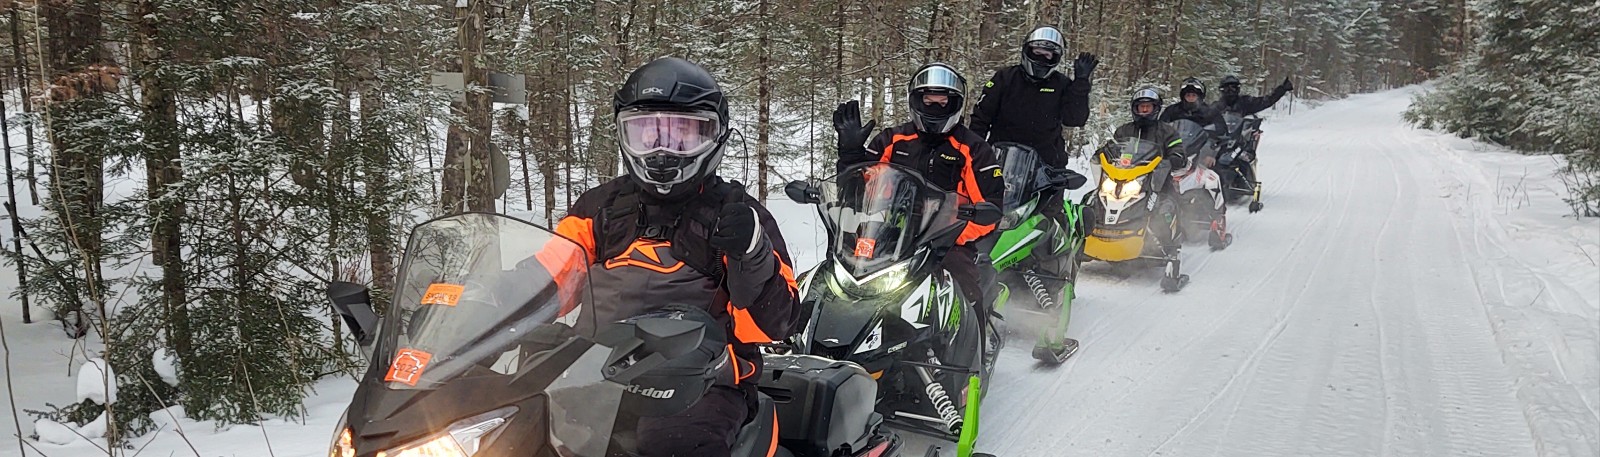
636;385;751;457
943;239;997;320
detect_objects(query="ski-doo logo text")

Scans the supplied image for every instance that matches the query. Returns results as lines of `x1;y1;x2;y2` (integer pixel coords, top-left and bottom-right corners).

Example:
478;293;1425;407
624;384;676;399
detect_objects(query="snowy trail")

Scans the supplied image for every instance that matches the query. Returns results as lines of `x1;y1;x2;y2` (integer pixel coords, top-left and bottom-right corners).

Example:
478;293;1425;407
976;89;1597;457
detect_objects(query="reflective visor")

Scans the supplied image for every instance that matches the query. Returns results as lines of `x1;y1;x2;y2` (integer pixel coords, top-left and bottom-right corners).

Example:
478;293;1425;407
617;111;721;156
910;65;966;94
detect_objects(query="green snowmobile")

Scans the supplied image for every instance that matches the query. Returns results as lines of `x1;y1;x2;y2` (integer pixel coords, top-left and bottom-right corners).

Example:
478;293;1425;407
986;142;1089;364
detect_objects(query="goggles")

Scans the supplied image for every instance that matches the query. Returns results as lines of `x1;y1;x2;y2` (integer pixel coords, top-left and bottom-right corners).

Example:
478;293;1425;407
617;110;722;156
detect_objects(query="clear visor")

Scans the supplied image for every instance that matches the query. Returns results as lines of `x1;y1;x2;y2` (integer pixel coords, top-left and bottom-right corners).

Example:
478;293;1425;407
618;111;722;157
911;66;965;94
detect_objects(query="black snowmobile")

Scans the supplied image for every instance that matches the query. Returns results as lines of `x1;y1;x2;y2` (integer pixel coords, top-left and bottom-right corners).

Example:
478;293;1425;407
1216;112;1265;212
322;212;907;457
782;162;1003;457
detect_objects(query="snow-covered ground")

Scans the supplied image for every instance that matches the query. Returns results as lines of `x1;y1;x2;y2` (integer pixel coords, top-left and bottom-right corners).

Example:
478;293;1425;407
1;86;1596;456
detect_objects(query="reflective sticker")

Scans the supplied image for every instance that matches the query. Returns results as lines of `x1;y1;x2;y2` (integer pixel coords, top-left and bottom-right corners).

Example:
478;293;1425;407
984;80;994;88
421;283;464;306
385;348;433;386
993;169;1003;177
854;238;877;258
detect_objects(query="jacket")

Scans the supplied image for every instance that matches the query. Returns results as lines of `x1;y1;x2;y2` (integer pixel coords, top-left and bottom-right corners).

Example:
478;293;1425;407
1159;101;1229;135
1216;88;1289;116
968;65;1091;167
838;123;1004;245
551;176;801;385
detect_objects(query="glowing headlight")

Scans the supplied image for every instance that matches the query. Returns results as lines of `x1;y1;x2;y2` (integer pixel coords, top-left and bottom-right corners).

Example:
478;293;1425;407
835;261;913;297
333;407;515;457
1098;178;1143;201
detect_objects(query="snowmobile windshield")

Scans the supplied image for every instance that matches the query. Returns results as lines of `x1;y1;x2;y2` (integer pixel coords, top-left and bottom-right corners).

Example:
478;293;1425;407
1223;112;1245;136
374;212;595;391
1100;138;1165;169
820;162;962;279
1173;119;1215;158
994;142;1049;230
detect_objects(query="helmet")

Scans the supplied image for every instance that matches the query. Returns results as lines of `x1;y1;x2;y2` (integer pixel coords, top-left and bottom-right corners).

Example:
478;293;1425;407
1020;26;1065;81
907;63;967;134
613;305;729;417
1219;75;1243;101
1179;77;1206;102
1130;87;1162;125
613;58;731;197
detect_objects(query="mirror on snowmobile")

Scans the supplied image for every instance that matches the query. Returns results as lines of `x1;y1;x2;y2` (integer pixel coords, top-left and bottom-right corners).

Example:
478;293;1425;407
1047;168;1088;190
326;281;379;347
784;180;822;204
958;201;1003;226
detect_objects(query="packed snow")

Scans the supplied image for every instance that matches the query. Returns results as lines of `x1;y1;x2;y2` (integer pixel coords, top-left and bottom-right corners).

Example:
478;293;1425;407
0;86;1596;456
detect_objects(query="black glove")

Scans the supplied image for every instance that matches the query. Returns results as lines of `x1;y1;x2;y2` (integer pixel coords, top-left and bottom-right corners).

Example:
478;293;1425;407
1277;77;1294;93
1072;53;1098;81
832;100;876;156
711;202;766;261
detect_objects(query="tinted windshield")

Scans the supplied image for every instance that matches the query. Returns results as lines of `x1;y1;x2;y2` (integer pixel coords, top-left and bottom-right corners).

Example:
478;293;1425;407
820;163;961;279
1173;120;1214;157
995;143;1046;214
1099;138;1165;169
375;213;593;390
1224;112;1245;134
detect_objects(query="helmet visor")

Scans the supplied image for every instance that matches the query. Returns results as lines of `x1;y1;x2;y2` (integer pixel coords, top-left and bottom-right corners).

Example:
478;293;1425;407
1026;42;1062;64
618;111;722;157
911;65;965;95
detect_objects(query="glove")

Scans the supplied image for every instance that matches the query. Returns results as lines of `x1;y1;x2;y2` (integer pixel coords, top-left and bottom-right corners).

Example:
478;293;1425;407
1277;77;1294;93
711;202;766;261
832;100;876;156
1072;53;1098;81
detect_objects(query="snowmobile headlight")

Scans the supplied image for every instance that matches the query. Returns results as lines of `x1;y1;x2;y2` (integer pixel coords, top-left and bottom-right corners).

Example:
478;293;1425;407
367;407;517;457
834;261;913;297
1098;178;1143;202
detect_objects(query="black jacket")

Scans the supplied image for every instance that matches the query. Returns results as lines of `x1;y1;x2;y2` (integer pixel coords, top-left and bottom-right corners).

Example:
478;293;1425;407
552;177;801;384
838;123;1005;245
968;66;1091;167
1216;88;1288;116
1159;101;1229;135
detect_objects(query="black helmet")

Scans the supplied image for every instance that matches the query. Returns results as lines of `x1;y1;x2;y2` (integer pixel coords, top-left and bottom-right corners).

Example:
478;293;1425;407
1130;87;1162;125
1020;26;1065;81
1218;75;1243;101
907;63;967;134
613;57;731;197
1179;77;1206;102
612;305;728;418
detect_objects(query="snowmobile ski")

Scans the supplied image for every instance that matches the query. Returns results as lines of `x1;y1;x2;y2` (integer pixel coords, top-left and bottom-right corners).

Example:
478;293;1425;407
1032;337;1080;364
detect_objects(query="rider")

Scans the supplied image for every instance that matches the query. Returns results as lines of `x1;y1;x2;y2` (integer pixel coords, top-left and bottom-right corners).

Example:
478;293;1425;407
1088;88;1188;258
966;26;1097;309
1216;75;1295;116
833;62;1005;324
1160;77;1230;168
552;57;802;457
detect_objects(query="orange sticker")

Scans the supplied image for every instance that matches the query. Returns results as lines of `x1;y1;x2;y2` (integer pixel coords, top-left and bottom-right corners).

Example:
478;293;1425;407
421;283;464;306
384;348;433;386
854;238;877;258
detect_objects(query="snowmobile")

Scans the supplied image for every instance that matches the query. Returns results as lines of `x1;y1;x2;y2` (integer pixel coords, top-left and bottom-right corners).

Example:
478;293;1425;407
321;212;909;457
783;162;1004;457
1218;112;1265;212
1170;120;1233;251
984;142;1089;364
1082;137;1189;292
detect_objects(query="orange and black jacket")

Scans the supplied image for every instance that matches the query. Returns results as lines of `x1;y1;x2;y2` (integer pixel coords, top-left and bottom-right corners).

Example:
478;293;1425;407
552;176;801;386
838;122;1004;245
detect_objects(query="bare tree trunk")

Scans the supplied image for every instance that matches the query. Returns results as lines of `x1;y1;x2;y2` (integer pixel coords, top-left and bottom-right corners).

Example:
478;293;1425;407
441;0;496;213
9;6;37;205
755;0;771;199
133;0;191;368
42;0;112;332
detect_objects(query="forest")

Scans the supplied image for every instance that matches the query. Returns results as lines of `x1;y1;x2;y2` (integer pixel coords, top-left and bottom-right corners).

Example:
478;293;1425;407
0;0;1588;447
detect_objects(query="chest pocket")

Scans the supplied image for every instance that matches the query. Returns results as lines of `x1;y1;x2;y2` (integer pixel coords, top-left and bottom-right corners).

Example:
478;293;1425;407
927;150;966;188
